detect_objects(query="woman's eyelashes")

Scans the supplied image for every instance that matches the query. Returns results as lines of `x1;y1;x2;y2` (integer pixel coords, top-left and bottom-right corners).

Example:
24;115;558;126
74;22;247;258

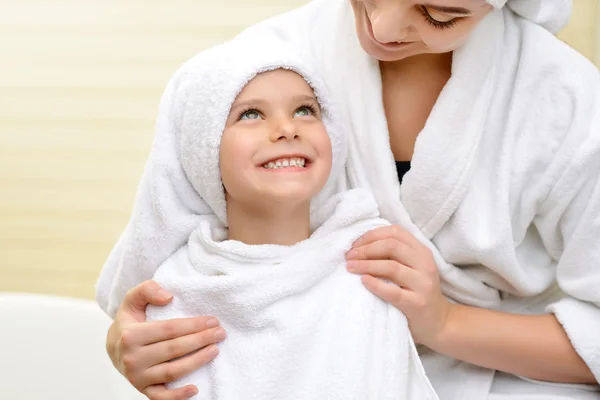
237;104;319;121
418;6;461;30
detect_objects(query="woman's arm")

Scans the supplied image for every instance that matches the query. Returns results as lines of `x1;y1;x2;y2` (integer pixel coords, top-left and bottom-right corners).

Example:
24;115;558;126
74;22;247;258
436;304;595;383
346;225;597;384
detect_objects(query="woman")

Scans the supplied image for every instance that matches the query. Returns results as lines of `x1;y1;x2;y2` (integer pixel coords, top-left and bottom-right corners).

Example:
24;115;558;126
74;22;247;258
97;0;600;399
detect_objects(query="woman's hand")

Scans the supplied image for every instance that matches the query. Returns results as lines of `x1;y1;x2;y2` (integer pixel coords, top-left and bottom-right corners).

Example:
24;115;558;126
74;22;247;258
345;225;453;347
107;280;226;400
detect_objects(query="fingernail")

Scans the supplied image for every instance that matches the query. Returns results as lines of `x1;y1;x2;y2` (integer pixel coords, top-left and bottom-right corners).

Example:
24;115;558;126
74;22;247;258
345;249;358;260
347;260;358;272
206;318;219;328
187;387;199;398
214;328;227;340
157;289;172;300
207;345;220;358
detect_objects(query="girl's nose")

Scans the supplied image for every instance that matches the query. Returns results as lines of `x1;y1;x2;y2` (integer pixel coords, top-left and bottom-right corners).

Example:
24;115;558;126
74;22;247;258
270;118;299;142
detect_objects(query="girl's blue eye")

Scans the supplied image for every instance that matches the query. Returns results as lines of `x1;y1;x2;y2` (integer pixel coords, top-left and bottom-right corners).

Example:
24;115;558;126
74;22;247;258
240;110;261;120
294;106;313;117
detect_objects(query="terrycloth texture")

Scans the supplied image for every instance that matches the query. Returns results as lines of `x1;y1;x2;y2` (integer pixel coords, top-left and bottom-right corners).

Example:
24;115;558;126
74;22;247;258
146;189;439;400
485;0;571;33
232;0;600;396
95;39;347;317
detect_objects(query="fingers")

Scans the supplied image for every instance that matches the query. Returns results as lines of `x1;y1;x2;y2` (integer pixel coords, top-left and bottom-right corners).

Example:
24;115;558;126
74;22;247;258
144;384;199;400
123;280;173;318
122;316;221;347
348;238;422;268
361;275;406;308
143;345;220;389
139;326;226;366
347;259;421;290
352;225;419;248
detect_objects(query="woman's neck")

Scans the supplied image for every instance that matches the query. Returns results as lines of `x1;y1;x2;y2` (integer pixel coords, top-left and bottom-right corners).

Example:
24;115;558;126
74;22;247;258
226;199;311;246
380;52;452;76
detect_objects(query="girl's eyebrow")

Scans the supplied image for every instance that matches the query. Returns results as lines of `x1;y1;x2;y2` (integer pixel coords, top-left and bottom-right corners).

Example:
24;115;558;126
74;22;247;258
422;3;472;15
292;94;320;107
230;99;266;114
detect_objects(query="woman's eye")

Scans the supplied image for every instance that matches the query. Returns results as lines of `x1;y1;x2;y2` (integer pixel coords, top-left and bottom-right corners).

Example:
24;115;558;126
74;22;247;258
294;106;313;117
423;7;456;23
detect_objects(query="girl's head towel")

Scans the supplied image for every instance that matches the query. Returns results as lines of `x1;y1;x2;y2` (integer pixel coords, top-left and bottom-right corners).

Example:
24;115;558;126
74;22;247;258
97;37;348;316
176;39;347;228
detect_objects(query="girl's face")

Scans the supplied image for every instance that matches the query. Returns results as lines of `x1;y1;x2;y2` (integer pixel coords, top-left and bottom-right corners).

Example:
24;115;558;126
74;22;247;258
220;69;332;209
350;0;493;62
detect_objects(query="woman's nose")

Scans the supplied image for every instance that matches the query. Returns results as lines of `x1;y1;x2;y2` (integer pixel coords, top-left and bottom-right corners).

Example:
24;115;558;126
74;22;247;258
369;3;410;43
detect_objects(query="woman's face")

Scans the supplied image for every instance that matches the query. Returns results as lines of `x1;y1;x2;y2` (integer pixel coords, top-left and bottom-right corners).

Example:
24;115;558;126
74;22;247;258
350;0;493;62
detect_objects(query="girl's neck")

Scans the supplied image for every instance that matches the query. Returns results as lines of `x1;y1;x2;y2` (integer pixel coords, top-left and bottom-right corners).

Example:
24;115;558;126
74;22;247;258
226;199;311;246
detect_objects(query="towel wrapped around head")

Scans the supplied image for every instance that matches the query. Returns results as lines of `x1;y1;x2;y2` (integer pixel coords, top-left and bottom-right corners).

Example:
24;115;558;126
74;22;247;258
96;37;348;317
178;40;348;227
486;0;571;33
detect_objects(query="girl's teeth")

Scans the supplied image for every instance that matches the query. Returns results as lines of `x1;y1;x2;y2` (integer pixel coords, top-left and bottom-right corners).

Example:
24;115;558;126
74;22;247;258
262;158;307;169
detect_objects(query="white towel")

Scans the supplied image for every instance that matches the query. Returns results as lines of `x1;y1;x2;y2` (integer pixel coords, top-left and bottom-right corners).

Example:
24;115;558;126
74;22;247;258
147;188;438;400
96;39;347;317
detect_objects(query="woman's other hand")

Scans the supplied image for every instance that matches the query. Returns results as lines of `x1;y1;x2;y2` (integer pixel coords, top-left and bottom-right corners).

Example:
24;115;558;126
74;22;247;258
106;280;226;400
346;225;453;347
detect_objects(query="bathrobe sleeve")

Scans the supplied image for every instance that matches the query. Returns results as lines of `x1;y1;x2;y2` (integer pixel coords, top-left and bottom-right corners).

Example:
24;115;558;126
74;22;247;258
544;168;600;382
533;65;600;381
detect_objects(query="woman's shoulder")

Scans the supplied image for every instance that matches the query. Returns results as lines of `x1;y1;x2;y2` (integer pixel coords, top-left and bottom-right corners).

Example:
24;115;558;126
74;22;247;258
512;14;600;94
505;15;599;144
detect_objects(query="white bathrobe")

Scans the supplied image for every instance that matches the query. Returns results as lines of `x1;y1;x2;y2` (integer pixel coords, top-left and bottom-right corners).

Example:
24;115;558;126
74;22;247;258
230;0;600;398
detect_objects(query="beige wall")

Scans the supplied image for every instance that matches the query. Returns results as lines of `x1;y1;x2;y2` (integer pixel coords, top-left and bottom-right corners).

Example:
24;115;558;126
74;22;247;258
557;0;599;60
1;0;598;300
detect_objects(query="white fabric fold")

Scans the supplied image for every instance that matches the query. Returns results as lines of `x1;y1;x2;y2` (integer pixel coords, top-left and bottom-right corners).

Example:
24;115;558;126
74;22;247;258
147;189;439;400
486;0;571;33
